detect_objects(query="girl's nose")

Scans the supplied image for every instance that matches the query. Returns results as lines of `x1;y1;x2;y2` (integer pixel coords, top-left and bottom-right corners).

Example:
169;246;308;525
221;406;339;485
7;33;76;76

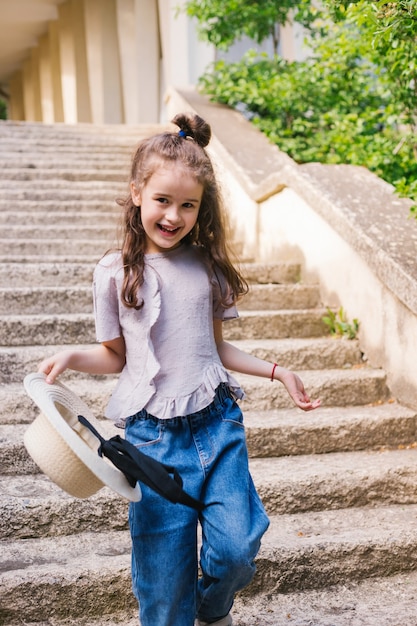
165;205;181;222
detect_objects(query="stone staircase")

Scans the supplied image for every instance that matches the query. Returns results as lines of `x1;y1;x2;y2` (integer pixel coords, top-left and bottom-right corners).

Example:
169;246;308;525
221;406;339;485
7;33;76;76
1;120;417;626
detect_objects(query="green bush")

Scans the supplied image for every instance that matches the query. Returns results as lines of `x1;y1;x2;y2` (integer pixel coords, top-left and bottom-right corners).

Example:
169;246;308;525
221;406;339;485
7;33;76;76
0;99;7;120
322;307;359;340
193;1;417;208
199;49;417;197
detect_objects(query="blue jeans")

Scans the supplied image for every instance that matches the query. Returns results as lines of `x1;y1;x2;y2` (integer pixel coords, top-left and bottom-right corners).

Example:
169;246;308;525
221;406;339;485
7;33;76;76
125;384;270;626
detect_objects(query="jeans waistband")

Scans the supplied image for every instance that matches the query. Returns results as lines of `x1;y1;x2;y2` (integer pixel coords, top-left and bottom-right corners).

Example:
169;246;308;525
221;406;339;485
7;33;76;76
128;383;233;426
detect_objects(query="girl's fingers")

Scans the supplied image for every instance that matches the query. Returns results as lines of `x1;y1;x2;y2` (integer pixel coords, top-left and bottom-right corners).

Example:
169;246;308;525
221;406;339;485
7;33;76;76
294;396;321;411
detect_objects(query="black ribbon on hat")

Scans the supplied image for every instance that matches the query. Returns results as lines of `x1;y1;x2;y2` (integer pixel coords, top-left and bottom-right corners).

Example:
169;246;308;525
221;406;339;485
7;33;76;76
78;414;205;511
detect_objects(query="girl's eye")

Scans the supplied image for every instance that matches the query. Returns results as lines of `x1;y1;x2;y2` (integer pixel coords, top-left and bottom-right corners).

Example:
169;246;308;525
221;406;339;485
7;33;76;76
156;197;168;204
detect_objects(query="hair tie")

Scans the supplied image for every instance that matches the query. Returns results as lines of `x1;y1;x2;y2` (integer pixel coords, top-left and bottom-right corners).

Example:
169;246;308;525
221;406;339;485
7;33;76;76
178;129;187;138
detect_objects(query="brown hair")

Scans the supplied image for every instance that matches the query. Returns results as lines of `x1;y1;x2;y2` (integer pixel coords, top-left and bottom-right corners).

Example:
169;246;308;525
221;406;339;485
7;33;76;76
117;112;248;309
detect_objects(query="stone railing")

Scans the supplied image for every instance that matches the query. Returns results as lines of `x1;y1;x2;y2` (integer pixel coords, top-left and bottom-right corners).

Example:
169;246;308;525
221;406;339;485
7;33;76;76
166;87;417;410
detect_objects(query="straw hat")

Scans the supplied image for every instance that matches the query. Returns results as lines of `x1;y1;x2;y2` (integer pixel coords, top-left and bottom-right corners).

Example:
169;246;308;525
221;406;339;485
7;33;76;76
23;372;141;501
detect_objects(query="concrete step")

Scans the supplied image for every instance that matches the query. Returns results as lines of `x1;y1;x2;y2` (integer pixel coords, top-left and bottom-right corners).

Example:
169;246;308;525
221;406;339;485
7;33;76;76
241;283;321;310
253;446;417;514
0;239;113;258
237;368;390;411
0;263;94;287
2;402;415;470
0;309;331;345
229;310;330;340
0;254;104;264
2;225;117;240
235;337;362;369
3;504;417;623
255;504;417;594
0;211;119;226
0;185;124;202
0;476;130;539
244;402;417;456
12;399;417;473
0;261;302;288
0;178;123;190
0;312;98;345
0;369;390;425
2;168;127;182
0;338;363;384
0;157;132;169
0;120;163;137
0;287;93;315
4;445;417;531
0;129;160;146
0;284;322;315
0;189;123;202
3;570;416;626
0;377;117;425
0;143;132;153
230;570;417;626
0;200;118;212
240;261;301;284
0;530;135;624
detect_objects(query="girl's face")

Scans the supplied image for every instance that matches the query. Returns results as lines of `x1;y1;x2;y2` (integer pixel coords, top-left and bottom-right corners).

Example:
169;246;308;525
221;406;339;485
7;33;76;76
131;165;203;254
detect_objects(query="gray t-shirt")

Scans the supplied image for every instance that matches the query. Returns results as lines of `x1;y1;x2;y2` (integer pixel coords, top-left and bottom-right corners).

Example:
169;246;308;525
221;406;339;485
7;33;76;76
93;244;244;423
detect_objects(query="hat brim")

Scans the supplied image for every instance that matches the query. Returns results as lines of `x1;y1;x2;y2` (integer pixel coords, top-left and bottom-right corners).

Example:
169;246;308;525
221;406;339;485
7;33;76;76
23;372;141;502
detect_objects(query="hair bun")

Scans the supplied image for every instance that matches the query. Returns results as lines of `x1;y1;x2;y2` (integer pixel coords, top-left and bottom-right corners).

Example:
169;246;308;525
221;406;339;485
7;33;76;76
171;113;211;148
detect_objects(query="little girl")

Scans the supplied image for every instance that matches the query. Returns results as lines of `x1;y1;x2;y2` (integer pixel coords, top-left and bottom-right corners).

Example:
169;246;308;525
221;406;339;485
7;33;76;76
39;112;320;626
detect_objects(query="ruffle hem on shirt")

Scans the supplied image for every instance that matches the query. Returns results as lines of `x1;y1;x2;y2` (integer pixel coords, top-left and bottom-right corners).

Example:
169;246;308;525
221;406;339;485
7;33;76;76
141;361;245;422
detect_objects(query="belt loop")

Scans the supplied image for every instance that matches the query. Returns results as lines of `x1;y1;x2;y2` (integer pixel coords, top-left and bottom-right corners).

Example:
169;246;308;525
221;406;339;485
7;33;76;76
214;383;231;410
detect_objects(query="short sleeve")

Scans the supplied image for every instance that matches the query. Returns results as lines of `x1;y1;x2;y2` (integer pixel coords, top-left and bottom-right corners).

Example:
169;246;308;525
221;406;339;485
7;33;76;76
212;266;239;321
93;258;122;342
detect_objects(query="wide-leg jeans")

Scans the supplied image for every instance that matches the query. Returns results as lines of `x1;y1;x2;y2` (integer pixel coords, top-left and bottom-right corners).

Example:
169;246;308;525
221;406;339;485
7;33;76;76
125;385;270;626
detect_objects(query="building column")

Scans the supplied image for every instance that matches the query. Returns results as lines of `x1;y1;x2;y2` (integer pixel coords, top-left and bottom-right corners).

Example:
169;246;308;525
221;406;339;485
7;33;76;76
22;51;42;122
134;0;160;122
39;34;55;123
48;20;65;122
101;0;124;123
71;0;92;123
84;0;124;124
116;0;160;123
116;0;138;124
57;2;77;123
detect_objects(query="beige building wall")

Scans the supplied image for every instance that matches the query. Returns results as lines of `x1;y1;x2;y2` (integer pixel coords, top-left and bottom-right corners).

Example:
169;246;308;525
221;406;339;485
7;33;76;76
3;0;299;124
8;72;25;121
4;0;199;123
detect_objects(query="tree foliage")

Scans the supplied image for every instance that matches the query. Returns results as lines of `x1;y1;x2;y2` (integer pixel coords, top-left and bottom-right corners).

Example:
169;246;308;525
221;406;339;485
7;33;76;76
329;1;417;127
182;0;322;53
183;0;417;210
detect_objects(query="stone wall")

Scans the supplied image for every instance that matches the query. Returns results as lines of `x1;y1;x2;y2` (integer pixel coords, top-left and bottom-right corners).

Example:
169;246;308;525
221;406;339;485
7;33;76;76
166;87;417;410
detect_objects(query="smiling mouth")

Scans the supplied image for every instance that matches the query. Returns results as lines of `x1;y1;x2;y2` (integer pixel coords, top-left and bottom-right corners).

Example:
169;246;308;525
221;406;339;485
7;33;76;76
158;224;180;234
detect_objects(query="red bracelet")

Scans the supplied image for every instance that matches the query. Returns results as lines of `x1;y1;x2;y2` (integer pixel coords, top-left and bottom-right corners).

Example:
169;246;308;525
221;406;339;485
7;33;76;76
270;363;278;382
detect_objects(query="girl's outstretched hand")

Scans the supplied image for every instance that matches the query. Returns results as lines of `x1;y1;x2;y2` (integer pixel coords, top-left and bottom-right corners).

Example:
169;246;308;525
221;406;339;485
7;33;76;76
37;340;126;385
276;367;321;411
38;350;73;384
